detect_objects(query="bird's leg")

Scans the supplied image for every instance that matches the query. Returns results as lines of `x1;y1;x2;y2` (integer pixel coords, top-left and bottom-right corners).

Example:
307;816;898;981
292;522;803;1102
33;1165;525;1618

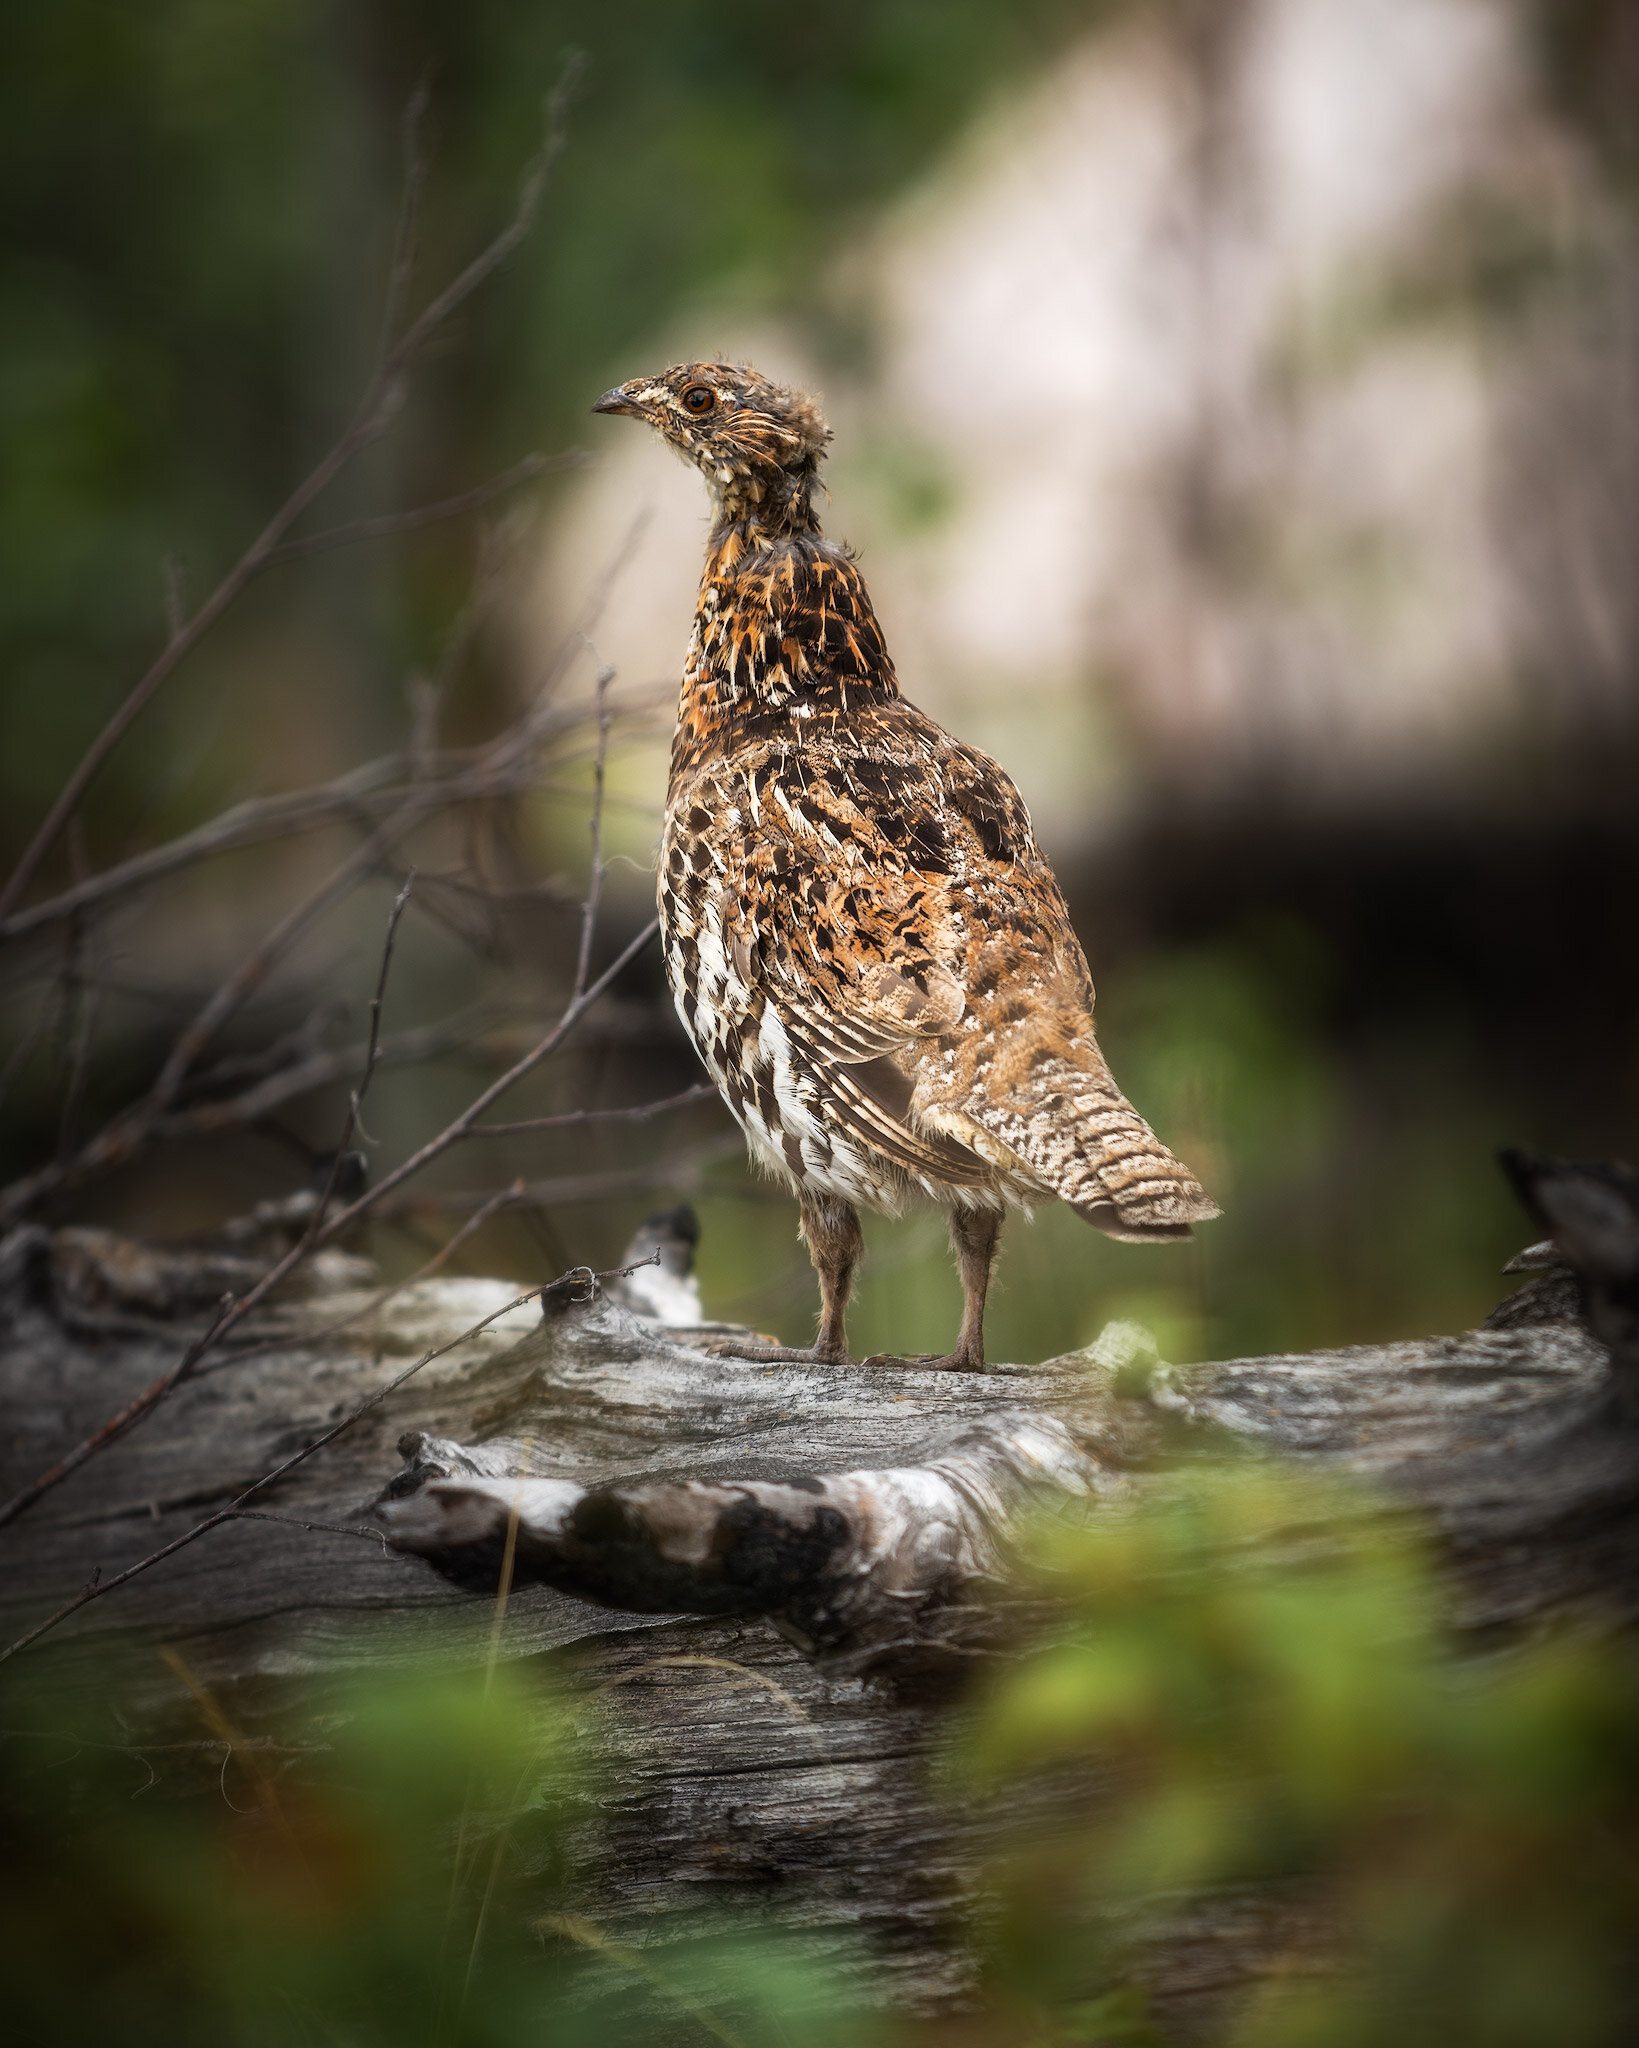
707;1190;862;1366
804;1190;863;1361
864;1204;1001;1374
947;1203;1001;1368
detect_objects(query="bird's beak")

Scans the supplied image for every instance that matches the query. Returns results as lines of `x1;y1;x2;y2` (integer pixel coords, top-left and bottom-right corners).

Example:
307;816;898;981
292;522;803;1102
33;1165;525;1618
592;383;648;419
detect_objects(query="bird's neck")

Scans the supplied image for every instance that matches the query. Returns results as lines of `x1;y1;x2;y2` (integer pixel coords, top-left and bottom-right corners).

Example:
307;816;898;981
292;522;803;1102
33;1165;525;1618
706;462;820;536
672;513;899;772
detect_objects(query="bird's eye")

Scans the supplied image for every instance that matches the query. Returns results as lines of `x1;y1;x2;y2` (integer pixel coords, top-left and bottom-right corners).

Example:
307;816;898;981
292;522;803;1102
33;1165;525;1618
681;385;715;414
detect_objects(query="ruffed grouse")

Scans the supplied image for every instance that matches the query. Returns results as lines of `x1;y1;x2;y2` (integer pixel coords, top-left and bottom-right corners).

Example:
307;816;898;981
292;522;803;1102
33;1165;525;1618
593;361;1218;1370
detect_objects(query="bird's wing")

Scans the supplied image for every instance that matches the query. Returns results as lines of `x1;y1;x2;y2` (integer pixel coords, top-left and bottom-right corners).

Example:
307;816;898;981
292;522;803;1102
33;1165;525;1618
720;713;1216;1229
716;721;1048;1188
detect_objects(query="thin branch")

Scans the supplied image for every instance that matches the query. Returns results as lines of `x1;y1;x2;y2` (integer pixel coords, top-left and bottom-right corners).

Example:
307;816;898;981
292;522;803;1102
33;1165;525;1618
489;506;654;761
0;644;656;1215
0;685;667;945
0;921;658;1533
300;915;661;1238
0;57;583;929
0;838;392;1223
262;453;586;567
0;756;411;942
388;56;586;371
294;871;415;1241
211;1179;525;1372
0;433;375;929
148;842;385;1113
369;1142;737;1221
460;1082;716;1140
573;656;615;1001
378;74;432;365
155;1016;487;1135
0;1252;653;1669
224;1510;402;1557
0;881;414;1527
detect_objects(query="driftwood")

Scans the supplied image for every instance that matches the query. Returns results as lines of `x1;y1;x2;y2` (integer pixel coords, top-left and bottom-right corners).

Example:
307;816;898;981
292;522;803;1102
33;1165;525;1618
2;1163;1635;2031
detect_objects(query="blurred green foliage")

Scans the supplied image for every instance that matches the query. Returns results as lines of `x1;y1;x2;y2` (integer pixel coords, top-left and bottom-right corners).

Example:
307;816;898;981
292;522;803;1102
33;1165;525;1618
960;1467;1639;2045
0;1656;876;2046
5;1469;1633;2044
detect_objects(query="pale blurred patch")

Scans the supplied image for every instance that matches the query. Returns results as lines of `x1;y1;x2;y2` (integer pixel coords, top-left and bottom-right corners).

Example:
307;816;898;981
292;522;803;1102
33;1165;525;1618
526;0;1614;852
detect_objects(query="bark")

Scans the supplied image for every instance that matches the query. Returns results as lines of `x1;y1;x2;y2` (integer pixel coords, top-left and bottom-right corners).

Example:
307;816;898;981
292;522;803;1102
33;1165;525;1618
1;1170;1634;2031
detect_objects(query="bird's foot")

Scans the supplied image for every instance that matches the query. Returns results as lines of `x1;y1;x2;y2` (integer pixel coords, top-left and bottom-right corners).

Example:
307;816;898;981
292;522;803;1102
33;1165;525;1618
860;1348;986;1374
704;1337;856;1367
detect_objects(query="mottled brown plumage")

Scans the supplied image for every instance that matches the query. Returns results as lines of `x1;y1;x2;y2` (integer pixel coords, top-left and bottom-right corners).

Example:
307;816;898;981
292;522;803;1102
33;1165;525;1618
593;360;1219;1369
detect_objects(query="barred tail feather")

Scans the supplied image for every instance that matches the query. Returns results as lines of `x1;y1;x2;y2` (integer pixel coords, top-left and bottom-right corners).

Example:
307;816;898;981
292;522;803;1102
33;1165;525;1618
965;1048;1220;1244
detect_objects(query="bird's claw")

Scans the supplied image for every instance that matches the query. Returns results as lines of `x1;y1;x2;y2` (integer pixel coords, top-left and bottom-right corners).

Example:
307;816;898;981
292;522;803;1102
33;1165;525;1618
861;1350;986;1374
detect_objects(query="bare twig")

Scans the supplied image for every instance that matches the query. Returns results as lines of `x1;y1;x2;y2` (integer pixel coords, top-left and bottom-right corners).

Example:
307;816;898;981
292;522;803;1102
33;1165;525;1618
1;837;395;1222
211;1178;526;1372
262;453;585;566
0;920;658;1534
342;872;415;1146
149;845;387;1114
460;1082;715;1140
0;648;661;1217
0;58;583;929
493;507;653;758
389;57;586;372
379;75;432;365
224;1510;401;1557
142;1016;488;1145
0;684;669;946
300;914;661;1237
0;881;415;1527
573;656;616;1002
367;1142;737;1222
282;868;415;1256
0;756;411;943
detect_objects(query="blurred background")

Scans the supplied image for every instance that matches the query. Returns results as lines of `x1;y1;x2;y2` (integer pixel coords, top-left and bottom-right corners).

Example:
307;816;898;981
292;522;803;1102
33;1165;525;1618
1;0;1635;1367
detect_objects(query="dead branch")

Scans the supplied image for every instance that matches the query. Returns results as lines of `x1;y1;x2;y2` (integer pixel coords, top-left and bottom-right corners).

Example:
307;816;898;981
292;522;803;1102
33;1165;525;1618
0;879;416;1529
0;913;663;1546
363;1144;738;1223
0;58;585;928
573;659;616;1002
459;1082;716;1140
0;683;670;948
0;664;669;1228
261;453;586;566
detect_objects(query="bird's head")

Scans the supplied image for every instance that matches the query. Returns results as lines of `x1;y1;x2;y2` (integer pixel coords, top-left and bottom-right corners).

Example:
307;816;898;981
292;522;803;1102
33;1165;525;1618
592;360;830;532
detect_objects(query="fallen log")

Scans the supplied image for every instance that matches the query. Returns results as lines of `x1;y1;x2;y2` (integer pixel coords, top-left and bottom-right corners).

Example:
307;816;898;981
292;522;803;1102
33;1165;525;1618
1;1161;1633;2028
